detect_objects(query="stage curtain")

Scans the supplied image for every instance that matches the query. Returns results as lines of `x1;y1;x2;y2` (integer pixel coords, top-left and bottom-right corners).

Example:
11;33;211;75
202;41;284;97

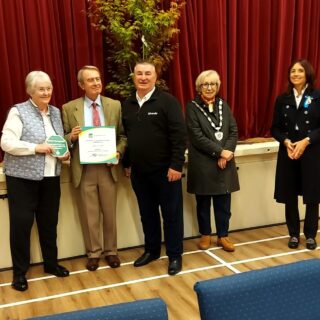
1;0;320;147
0;0;103;143
169;0;320;139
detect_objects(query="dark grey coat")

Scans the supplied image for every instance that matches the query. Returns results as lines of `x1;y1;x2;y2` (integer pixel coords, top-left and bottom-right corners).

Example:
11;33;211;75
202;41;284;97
186;96;240;195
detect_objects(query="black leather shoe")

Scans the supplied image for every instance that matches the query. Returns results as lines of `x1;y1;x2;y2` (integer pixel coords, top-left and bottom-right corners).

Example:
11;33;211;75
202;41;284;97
12;275;28;291
288;236;299;249
44;264;69;277
168;257;182;276
134;252;160;267
306;238;317;250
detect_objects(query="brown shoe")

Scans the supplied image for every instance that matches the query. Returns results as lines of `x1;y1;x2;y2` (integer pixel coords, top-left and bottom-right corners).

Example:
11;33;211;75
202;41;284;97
86;258;99;271
105;255;121;268
198;235;211;250
217;237;235;252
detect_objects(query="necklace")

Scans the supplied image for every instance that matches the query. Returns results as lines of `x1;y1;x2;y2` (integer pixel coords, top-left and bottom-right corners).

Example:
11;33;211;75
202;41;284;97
192;99;224;141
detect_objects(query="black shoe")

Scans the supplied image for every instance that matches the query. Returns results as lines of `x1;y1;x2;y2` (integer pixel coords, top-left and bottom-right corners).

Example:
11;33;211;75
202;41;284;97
306;238;317;250
12;275;28;291
288;236;299;249
168;257;182;276
134;252;160;267
44;264;69;277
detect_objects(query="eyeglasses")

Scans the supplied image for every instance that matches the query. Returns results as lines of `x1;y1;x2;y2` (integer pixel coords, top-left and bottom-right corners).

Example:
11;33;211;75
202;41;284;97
201;82;217;89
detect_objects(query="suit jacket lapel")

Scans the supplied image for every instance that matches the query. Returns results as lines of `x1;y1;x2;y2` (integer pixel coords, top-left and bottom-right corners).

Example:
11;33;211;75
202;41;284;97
297;95;305;110
74;98;85;127
101;96;110;126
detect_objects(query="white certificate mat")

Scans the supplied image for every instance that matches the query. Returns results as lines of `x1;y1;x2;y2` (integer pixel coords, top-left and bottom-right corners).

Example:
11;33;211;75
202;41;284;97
79;126;118;164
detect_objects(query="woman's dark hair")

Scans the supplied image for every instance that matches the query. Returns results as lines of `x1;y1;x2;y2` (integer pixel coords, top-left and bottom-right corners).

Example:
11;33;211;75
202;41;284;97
287;59;315;93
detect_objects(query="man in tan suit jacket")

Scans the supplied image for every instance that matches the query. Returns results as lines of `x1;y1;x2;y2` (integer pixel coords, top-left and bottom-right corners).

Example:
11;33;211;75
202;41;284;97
62;66;126;271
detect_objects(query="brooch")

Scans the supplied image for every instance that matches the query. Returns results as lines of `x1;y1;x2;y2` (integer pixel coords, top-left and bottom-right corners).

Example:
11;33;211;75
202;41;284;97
303;95;313;109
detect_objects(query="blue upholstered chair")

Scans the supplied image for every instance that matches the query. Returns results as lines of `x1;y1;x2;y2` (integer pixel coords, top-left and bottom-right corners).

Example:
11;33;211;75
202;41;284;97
194;259;320;320
28;298;168;320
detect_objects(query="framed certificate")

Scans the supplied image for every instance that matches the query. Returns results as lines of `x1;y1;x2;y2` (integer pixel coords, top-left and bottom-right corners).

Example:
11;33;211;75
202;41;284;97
79;126;118;164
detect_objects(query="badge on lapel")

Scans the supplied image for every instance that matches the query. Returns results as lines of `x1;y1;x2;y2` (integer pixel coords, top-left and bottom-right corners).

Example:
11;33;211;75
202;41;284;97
303;95;313;109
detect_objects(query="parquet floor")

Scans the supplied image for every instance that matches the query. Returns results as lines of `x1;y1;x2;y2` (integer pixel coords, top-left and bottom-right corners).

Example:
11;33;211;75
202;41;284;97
1;223;319;320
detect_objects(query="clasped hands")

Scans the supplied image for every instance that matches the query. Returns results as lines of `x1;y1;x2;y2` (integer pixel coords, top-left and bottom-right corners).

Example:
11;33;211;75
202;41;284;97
218;149;234;170
284;138;310;160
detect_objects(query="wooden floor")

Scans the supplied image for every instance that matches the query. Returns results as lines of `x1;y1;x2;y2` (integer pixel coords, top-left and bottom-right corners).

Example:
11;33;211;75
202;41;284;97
1;223;320;320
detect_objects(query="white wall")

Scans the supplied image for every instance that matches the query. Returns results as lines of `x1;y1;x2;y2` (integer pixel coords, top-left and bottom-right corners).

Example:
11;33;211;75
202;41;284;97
0;142;305;269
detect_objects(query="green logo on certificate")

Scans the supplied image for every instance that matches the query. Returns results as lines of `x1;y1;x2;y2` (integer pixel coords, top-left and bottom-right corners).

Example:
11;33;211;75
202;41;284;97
46;135;68;157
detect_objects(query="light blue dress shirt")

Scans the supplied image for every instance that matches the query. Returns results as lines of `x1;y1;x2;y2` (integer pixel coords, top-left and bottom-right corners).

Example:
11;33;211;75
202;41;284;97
84;95;105;126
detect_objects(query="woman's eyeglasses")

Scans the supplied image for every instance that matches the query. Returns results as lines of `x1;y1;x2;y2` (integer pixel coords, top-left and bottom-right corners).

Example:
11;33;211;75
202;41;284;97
201;83;217;89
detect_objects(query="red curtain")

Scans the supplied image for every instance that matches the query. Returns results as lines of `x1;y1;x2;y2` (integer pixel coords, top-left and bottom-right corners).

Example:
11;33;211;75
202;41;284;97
1;0;320;156
169;0;320;139
0;0;103;149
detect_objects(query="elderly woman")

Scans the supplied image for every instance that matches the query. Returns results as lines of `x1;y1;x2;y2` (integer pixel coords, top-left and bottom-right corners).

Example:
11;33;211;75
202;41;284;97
186;70;239;252
271;59;320;250
1;71;69;291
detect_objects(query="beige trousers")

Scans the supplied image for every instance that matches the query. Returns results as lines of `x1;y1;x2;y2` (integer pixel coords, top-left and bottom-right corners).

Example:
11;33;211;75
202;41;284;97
77;164;117;258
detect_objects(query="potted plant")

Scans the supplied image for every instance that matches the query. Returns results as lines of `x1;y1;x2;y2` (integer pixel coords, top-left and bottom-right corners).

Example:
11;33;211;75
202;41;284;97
87;0;186;98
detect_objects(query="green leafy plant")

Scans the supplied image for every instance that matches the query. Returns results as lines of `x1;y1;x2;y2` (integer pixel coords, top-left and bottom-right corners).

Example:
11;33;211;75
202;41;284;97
87;0;186;98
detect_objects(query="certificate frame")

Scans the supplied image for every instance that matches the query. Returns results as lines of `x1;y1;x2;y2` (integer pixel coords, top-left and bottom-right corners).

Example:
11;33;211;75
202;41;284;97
79;126;118;164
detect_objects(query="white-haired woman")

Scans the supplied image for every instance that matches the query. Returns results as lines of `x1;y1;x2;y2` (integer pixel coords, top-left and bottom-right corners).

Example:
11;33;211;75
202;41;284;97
1;71;69;291
186;70;239;252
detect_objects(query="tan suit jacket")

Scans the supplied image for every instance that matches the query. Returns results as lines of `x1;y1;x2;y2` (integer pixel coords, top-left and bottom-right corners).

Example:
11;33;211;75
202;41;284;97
62;96;127;188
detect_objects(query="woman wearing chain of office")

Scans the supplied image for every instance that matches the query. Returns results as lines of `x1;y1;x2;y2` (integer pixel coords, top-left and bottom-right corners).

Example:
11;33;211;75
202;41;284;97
186;70;240;252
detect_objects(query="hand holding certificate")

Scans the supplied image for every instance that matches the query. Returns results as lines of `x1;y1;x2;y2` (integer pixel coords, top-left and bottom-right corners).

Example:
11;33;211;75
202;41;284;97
79;126;118;164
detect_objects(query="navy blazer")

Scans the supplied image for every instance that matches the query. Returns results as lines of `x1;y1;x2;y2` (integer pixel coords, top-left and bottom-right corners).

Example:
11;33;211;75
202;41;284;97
271;88;320;203
271;88;320;144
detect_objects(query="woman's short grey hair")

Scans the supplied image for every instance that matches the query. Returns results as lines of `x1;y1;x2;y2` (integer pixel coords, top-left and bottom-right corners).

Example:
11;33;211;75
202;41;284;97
195;70;221;93
25;71;52;95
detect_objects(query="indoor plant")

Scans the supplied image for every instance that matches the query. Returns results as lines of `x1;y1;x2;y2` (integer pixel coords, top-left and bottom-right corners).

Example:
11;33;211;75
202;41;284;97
87;0;186;98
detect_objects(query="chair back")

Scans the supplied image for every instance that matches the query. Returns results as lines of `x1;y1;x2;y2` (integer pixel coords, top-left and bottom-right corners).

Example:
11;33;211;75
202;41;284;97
194;259;320;320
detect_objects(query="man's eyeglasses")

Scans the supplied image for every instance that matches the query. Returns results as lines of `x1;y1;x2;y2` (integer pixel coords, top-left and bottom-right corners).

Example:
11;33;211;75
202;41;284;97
201;83;217;89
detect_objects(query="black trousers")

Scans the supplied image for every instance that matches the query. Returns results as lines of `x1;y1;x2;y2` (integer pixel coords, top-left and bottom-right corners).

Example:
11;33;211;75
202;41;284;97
131;168;184;259
196;194;231;237
6;175;61;276
285;198;319;239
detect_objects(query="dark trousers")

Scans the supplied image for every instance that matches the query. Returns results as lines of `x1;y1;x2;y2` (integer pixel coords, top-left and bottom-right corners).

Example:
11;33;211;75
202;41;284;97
131;168;184;259
196;194;231;237
6;175;61;276
285;198;319;239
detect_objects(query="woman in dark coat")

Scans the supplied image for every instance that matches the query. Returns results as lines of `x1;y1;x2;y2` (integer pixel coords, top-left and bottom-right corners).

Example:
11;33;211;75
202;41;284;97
186;70;240;252
271;59;320;250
